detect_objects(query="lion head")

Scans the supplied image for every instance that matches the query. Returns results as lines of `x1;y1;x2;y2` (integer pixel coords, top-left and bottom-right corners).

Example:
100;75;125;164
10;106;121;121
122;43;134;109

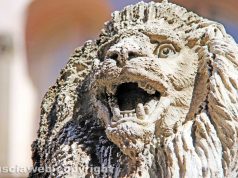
92;12;199;159
31;2;238;178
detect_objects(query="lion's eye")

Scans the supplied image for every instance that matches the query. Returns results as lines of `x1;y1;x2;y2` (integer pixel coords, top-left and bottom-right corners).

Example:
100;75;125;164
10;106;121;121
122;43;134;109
157;44;176;58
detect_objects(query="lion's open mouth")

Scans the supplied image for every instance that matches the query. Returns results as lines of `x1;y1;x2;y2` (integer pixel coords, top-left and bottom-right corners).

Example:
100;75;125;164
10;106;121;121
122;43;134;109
107;82;161;122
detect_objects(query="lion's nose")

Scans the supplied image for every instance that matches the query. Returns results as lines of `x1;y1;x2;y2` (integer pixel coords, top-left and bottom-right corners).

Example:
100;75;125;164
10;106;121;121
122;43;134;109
106;40;143;66
108;50;141;65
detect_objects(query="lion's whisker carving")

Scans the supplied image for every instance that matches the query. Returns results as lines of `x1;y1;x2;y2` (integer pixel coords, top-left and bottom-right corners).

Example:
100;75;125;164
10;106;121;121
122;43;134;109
30;1;238;178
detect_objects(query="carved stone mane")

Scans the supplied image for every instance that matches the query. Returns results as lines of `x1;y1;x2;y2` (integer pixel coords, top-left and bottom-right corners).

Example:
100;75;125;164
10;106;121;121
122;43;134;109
30;2;238;178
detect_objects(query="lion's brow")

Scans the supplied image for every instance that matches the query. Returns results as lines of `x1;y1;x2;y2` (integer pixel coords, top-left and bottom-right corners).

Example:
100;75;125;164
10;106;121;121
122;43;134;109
141;30;182;49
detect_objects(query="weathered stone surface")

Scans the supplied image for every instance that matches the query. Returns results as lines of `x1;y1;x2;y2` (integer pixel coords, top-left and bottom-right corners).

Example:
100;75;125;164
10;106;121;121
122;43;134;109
30;1;238;177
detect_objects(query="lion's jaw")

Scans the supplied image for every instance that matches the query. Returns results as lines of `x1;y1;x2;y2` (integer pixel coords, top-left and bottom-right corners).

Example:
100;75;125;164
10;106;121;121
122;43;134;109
94;72;169;160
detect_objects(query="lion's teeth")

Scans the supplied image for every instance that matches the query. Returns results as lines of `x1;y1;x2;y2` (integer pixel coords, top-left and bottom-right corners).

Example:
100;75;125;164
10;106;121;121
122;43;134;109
144;105;150;115
112;108;121;121
136;103;146;120
112;117;119;121
147;89;155;94
144;99;158;115
114;108;121;117
138;82;156;94
111;109;138;120
120;109;135;114
110;103;158;122
146;85;156;94
138;81;147;88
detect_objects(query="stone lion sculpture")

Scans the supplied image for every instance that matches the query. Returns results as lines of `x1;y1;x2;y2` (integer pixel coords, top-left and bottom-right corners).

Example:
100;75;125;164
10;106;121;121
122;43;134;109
30;1;238;178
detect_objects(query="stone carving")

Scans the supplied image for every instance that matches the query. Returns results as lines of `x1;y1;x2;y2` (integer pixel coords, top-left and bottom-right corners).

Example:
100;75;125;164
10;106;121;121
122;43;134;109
30;1;238;178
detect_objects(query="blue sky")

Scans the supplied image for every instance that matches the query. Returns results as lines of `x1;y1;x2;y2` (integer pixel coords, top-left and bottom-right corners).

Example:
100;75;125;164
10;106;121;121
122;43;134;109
109;0;146;11
222;21;238;42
